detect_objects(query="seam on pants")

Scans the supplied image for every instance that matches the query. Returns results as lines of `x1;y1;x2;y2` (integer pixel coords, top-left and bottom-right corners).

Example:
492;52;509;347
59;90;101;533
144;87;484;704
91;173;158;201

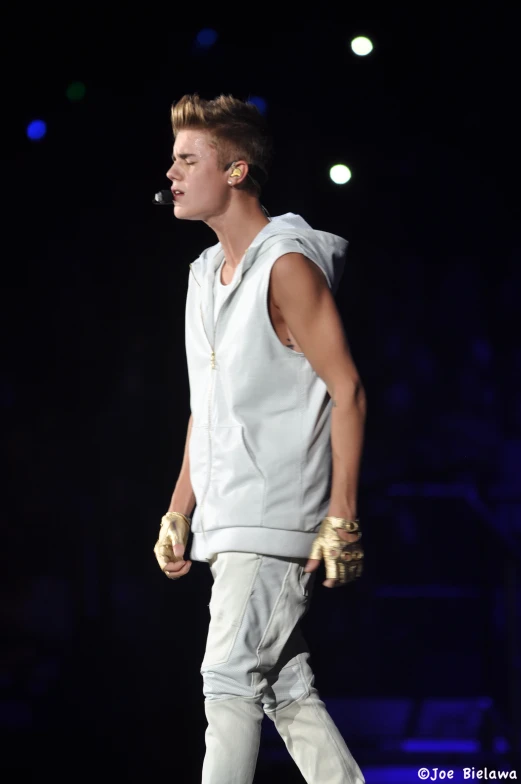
234;555;263;633
309;696;359;783
203;555;263;669
296;652;311;701
254;561;293;679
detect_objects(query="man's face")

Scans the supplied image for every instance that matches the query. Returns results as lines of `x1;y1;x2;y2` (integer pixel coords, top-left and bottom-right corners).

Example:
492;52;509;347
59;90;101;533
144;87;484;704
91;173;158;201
166;129;230;221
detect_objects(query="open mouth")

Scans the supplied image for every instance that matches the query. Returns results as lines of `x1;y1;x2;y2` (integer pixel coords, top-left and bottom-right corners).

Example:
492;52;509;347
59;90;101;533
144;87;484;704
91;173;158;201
172;190;185;200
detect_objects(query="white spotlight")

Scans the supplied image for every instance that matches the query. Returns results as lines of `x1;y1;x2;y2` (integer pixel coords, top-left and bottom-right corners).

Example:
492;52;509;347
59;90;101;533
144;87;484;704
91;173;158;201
351;36;373;56
330;164;352;185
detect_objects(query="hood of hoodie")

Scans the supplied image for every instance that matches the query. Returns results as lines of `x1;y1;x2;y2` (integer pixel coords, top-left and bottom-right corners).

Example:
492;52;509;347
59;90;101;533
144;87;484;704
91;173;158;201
190;213;348;295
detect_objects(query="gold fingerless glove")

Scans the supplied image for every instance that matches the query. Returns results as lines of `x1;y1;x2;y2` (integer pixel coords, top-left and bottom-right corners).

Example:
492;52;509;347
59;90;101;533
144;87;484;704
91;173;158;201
153;511;191;574
309;516;364;585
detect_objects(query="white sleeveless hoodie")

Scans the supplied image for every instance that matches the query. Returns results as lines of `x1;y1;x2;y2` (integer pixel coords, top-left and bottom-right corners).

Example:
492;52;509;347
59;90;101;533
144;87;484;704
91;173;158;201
185;213;348;562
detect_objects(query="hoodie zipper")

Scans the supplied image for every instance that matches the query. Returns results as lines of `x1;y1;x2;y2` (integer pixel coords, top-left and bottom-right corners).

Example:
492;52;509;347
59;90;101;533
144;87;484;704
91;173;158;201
189;262;241;537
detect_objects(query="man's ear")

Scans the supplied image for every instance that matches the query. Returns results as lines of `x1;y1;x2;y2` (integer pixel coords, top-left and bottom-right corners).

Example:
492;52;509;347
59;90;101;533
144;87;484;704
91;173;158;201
227;160;249;186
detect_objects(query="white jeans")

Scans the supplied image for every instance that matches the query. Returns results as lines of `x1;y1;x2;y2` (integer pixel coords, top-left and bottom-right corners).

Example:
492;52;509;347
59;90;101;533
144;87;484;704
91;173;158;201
200;551;365;784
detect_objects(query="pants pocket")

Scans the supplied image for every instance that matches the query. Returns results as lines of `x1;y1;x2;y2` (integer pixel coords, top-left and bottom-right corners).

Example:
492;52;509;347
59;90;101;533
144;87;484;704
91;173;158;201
297;563;315;599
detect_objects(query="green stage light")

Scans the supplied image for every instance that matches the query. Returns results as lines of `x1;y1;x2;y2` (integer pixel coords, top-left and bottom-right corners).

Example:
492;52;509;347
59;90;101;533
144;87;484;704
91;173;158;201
66;81;86;101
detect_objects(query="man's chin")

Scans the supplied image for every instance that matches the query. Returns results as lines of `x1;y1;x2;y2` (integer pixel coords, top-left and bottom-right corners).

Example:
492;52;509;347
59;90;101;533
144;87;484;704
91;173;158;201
173;205;200;221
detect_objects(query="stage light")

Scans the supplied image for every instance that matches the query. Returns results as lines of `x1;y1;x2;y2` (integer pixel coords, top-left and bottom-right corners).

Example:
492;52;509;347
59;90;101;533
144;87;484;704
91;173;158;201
351;36;373;56
248;95;267;115
66;81;86;101
27;120;47;141
196;28;218;48
330;164;352;184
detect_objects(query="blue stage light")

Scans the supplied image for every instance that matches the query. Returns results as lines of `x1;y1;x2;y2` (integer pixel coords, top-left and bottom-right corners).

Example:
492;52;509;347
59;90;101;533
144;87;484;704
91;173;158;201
248;95;267;115
27;120;47;140
196;29;218;48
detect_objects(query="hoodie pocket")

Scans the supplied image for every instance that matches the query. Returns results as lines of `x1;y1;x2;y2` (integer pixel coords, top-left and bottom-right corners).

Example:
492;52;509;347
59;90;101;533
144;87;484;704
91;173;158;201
205;425;266;528
188;425;210;502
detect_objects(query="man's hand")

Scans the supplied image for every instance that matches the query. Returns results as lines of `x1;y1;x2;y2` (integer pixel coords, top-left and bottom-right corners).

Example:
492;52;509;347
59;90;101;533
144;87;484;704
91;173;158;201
153;512;192;580
304;516;363;588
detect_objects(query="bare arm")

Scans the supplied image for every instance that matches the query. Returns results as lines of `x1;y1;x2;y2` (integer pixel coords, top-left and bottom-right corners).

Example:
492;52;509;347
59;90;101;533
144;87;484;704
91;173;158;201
153;414;195;581
270;252;366;518
270;253;367;587
167;414;196;517
327;382;366;519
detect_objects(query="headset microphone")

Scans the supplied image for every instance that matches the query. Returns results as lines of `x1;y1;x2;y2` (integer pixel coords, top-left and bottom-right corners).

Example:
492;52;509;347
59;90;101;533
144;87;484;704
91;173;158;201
153;189;174;205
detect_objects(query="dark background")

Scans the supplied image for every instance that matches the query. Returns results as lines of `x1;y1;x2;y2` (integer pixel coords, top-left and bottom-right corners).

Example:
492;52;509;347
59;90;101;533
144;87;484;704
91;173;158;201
2;8;520;783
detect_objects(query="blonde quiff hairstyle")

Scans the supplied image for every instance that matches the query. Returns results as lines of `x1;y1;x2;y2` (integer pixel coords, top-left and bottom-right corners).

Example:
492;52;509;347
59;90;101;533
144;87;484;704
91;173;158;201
170;94;272;196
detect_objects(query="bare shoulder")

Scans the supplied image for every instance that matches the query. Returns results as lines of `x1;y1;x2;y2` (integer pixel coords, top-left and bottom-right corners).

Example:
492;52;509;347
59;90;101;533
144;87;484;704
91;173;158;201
270;252;328;309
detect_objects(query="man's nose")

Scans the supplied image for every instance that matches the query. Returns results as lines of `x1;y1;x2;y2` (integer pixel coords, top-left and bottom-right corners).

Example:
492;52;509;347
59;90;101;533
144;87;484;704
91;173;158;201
166;163;181;181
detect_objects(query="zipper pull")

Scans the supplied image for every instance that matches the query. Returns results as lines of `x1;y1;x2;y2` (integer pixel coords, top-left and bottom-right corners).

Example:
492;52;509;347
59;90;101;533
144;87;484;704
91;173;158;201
211;351;216;369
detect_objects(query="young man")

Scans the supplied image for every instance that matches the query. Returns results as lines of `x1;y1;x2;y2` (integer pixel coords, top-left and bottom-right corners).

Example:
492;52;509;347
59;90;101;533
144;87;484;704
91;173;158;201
154;94;367;784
